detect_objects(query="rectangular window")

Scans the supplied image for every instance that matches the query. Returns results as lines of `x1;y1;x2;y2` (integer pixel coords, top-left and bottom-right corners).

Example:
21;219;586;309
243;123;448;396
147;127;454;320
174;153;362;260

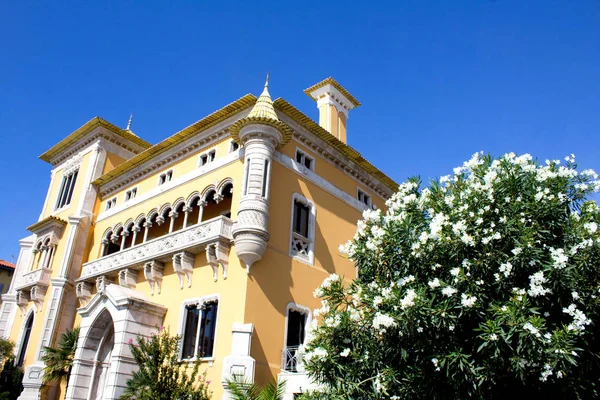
358;189;372;207
200;154;208;166
293;200;309;238
158;170;173;186
208;150;216;162
295;149;314;171
182;301;218;359
54;170;78;210
125;188;137;201
261;160;270;197
284;310;307;372
182;305;200;359
0;283;4;294
105;197;117;211
229;141;240;152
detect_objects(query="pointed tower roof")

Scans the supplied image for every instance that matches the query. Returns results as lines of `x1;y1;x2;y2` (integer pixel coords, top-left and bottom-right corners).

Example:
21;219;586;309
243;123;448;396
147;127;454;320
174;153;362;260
230;75;292;146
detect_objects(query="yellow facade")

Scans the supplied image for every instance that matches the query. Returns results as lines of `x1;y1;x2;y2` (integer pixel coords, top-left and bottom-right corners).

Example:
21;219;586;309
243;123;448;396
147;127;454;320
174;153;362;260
0;77;396;400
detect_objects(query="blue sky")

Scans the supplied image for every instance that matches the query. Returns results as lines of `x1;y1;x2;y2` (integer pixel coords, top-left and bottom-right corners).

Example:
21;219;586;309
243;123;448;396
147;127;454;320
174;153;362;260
0;1;599;261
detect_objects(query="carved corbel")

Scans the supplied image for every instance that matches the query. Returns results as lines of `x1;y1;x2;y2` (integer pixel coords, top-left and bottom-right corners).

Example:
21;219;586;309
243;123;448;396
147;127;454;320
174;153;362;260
144;261;165;295
110;233;120;243
96;275;114;293
118;268;138;289
156;215;166;225
16;291;29;316
173;252;194;289
76;281;93;307
30;285;47;312
206;241;230;281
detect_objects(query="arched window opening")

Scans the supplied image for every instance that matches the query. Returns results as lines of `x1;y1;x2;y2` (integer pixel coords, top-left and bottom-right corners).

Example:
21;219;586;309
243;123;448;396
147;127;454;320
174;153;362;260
187;196;201;226
171;203;186;232
102;231;120;257
219;183;233;218
135;218;146;246
122;223;134;250
17;312;34;367
200;190;219;222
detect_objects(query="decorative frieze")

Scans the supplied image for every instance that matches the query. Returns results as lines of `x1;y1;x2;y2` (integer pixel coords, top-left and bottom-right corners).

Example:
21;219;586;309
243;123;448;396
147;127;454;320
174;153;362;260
143;261;165;295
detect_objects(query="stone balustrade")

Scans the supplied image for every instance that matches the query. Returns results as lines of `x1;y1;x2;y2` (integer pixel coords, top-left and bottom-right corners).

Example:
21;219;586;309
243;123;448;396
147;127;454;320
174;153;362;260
15;267;52;291
77;216;233;293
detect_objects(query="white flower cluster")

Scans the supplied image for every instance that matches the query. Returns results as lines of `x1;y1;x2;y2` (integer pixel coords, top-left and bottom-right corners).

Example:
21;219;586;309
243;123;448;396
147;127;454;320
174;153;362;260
549;247;568;269
372;313;396;333
400;289;418;309
528;271;551;297
563;304;591;333
523;322;541;338
461;293;477;308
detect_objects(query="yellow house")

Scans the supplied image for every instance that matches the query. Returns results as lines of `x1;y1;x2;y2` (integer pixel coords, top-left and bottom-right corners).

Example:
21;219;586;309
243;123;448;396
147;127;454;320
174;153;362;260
0;77;397;400
0;260;15;303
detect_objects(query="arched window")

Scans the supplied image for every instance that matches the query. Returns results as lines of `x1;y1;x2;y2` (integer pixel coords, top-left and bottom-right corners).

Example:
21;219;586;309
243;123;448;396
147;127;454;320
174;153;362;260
17;312;34;367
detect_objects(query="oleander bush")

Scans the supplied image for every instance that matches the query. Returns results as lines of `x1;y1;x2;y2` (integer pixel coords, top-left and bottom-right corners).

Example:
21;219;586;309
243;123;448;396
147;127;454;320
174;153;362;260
300;153;600;399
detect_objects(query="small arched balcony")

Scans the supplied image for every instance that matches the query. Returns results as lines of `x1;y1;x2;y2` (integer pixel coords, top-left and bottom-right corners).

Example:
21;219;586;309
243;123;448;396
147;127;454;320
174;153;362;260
97;180;234;259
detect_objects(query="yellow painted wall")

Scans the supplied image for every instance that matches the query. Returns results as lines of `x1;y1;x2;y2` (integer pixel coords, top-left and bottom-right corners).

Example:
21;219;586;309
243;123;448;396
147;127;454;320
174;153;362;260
0;269;13;296
279;140;386;210
245;161;362;385
102;152;127;175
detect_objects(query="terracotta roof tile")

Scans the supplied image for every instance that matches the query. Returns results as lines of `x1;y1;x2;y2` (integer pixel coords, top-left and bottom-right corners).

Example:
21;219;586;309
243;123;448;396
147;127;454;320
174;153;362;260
0;259;15;270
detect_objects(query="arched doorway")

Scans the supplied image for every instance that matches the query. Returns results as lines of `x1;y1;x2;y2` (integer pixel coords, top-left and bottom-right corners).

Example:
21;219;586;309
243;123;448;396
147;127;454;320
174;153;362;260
89;318;114;400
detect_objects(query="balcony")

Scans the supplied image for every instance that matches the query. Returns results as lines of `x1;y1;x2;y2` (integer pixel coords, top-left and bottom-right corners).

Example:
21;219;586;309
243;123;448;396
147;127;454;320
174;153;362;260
79;216;233;285
15;267;52;291
282;345;301;373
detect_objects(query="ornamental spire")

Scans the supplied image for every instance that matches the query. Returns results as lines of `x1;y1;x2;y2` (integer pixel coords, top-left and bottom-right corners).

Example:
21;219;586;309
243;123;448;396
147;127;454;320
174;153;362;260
247;73;280;121
126;114;133;131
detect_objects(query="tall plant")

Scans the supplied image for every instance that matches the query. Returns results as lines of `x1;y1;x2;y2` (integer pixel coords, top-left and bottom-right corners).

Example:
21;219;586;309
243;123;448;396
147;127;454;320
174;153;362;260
301;153;600;399
225;377;286;400
41;327;79;384
120;327;211;400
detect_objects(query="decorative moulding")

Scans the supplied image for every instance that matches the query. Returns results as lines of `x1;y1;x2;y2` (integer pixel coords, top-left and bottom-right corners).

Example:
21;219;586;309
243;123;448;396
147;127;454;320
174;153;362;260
76;281;93;307
118;268;138;289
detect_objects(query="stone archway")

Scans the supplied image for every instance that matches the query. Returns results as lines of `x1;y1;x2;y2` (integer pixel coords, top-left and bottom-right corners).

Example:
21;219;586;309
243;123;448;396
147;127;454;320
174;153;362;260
65;284;166;400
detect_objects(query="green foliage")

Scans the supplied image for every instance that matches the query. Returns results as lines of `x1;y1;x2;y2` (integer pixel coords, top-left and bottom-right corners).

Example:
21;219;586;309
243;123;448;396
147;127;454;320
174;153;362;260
0;338;15;370
302;153;600;399
41;326;79;383
0;357;24;400
225;377;286;400
120;327;211;400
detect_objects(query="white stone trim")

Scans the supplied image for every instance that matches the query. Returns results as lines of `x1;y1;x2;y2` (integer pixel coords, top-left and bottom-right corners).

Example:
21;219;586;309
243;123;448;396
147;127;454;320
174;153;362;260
288;193;316;266
177;294;221;362
282;302;312;351
274;151;368;213
309;84;356;114
96;149;242;222
39;170;56;221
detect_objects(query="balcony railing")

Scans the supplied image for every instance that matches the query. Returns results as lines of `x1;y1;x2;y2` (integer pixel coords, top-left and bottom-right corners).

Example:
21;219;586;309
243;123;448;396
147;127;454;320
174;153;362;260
79;216;233;281
282;345;301;372
15;267;52;291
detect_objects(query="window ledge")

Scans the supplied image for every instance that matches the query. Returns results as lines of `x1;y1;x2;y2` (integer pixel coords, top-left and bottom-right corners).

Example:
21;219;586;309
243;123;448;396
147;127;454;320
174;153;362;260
52;204;71;215
181;357;215;366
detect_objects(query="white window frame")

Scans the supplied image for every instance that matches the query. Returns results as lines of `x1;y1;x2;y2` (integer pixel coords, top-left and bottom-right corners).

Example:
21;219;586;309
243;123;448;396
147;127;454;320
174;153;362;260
289;193;316;265
357;188;372;208
54;168;79;211
198;149;217;167
177;294;220;363
158;170;173;186
295;147;315;172
282;302;312;372
229;140;240;153
125;187;137;201
105;197;117;211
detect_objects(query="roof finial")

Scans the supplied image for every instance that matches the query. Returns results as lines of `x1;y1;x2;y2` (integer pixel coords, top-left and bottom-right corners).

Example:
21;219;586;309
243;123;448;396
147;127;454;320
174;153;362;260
265;73;269;88
126;114;133;131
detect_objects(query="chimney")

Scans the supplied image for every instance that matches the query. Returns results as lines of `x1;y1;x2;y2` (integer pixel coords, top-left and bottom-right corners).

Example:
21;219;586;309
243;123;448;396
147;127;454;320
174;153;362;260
304;77;361;144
